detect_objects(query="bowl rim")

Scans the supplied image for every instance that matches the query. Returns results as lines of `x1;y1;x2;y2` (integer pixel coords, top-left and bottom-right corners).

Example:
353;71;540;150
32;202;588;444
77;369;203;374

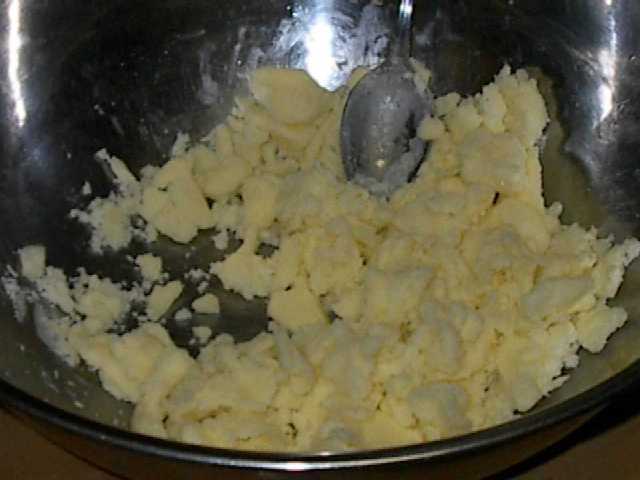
1;356;639;471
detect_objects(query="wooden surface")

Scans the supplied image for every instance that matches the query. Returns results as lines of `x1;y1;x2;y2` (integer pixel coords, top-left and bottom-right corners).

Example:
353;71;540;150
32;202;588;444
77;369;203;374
0;408;119;480
0;406;638;479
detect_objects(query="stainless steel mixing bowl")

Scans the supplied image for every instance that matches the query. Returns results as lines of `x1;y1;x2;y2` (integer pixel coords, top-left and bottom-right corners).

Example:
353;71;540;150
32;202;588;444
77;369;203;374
1;1;639;478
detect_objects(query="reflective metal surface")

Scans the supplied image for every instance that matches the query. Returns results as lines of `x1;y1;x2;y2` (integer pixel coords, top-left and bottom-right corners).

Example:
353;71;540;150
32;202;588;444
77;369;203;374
0;0;640;477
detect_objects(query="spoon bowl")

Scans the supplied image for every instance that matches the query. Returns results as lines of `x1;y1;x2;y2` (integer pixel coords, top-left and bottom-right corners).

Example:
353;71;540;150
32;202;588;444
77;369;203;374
341;61;430;194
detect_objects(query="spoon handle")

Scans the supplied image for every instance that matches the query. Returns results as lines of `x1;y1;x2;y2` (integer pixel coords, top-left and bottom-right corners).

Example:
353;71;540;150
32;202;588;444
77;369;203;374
394;0;414;61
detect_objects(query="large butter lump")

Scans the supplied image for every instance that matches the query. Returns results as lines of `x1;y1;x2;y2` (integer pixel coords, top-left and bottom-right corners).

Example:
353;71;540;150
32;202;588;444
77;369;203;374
249;68;331;124
140;157;213;243
459;129;528;194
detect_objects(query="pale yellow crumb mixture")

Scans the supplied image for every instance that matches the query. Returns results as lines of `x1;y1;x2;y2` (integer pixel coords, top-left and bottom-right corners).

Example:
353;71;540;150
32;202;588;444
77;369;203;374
16;65;640;452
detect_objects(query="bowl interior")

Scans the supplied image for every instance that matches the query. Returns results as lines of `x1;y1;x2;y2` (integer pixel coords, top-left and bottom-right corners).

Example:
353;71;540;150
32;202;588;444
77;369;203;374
1;0;639;450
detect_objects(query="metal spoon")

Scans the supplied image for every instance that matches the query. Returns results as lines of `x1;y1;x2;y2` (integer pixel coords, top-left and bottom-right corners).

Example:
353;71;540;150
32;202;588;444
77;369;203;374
341;0;431;196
